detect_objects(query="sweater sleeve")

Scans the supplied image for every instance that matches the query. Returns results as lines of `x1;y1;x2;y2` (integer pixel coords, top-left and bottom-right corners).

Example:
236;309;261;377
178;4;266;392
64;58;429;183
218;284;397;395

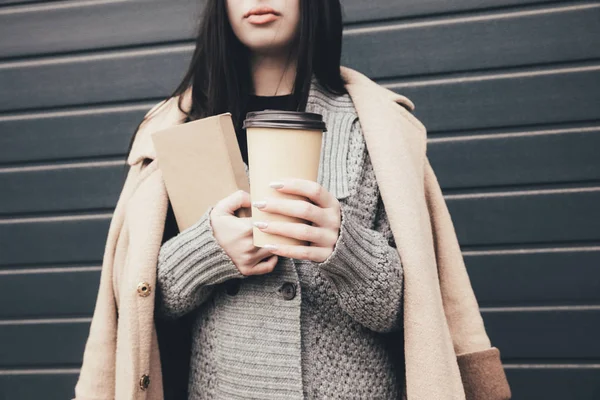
155;205;247;319
313;121;404;333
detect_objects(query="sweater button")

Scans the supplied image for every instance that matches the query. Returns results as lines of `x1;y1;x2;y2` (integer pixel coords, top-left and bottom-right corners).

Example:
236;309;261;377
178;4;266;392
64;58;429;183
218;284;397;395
279;282;297;300
137;282;151;297
225;280;241;296
139;374;150;390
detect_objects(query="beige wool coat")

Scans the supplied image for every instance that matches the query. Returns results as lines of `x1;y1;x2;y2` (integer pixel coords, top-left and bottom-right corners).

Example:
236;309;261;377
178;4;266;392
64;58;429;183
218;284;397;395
73;66;511;400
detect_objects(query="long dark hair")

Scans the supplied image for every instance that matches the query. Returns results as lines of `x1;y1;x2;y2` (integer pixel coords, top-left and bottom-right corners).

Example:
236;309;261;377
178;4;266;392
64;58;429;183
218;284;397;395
125;0;345;168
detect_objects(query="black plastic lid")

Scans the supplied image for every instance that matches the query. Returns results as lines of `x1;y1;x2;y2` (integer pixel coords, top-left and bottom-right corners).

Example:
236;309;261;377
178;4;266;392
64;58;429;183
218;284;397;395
242;110;327;132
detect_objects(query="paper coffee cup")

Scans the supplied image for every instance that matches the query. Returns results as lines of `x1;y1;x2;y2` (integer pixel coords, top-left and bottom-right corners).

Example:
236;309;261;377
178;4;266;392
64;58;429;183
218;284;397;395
243;110;327;247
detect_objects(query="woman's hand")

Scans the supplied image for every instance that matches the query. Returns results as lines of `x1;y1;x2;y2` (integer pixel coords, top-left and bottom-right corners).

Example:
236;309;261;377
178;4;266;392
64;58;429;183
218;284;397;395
210;190;279;276
252;178;342;262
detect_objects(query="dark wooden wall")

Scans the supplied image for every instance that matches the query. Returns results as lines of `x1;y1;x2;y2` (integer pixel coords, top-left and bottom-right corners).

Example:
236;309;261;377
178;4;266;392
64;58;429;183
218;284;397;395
1;1;599;399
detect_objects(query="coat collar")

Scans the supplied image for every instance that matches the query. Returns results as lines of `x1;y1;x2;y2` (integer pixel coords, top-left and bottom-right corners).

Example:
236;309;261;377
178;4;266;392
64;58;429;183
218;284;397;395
126;66;418;167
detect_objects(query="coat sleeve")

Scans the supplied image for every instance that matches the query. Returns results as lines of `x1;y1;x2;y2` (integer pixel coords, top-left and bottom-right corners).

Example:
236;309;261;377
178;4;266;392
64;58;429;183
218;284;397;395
423;157;512;400
72;163;143;400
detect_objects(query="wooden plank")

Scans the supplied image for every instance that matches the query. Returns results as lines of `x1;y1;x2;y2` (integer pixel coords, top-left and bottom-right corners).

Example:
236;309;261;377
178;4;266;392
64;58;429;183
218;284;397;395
467;249;600;307
0;320;90;366
0;0;560;59
2;67;598;165
1;366;598;400
0;162;125;215
485;309;600;360
0;269;100;318
1;310;597;367
342;0;559;23
448;188;600;246
394;66;600;132
0;0;200;59
2;123;599;216
2;7;600;114
505;367;600;400
0;217;110;267
10;120;600;213
2;249;597;319
2;190;598;266
0;104;149;164
428;126;600;189
343;4;600;79
0;67;600;148
0;44;192;112
0;373;79;400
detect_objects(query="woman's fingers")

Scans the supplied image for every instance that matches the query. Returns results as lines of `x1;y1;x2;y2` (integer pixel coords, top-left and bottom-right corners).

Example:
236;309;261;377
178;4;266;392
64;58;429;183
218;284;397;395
245;254;278;276
262;243;331;263
255;220;336;246
269;178;338;209
213;190;251;217
253;197;329;226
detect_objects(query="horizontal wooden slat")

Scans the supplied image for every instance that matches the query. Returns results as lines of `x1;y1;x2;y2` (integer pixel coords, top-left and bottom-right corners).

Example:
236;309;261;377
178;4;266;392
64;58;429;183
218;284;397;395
0;320;90;367
467;248;600;307
0;217;110;266
4;124;599;215
505;367;600;400
0;0;50;5
0;162;125;214
2;68;599;169
342;0;559;23
0;373;78;400
343;3;600;79
0;44;193;113
0;269;100;318
2;310;597;367
1;364;598;400
2;189;599;265
0;0;561;59
428;126;600;188
1;367;598;400
0;0;200;59
2;5;599;114
397;66;600;132
447;188;600;246
0;104;149;164
2;248;597;319
486;309;600;360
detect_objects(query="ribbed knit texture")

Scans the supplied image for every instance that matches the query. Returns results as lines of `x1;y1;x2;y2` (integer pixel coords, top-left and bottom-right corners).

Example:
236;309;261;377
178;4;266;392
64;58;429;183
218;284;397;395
155;79;405;399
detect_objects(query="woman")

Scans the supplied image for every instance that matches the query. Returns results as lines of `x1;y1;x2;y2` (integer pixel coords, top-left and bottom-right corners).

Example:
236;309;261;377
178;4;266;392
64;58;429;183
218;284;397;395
74;0;511;399
155;0;403;398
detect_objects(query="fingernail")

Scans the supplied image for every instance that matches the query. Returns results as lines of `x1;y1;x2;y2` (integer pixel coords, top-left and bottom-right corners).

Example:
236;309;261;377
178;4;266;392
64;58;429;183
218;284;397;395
252;200;266;209
269;181;284;189
263;244;278;251
253;221;268;229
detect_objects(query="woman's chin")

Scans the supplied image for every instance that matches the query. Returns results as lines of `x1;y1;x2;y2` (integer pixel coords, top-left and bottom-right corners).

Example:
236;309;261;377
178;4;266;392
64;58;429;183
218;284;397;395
243;38;290;56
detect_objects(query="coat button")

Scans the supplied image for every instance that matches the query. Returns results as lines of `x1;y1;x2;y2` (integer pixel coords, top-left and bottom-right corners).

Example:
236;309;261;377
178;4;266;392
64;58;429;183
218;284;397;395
225;280;241;296
279;282;297;300
137;282;151;297
139;374;150;390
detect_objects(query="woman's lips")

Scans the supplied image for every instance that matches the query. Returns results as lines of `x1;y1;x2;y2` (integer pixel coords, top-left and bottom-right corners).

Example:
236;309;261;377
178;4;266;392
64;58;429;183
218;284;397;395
244;6;281;25
247;13;279;25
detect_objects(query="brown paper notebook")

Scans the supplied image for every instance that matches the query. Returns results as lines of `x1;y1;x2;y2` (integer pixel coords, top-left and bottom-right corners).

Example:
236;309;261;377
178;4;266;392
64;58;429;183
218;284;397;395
151;112;251;231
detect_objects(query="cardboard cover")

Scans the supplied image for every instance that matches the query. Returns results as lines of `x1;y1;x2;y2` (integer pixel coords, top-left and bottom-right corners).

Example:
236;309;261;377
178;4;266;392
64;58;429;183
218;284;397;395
151;113;251;231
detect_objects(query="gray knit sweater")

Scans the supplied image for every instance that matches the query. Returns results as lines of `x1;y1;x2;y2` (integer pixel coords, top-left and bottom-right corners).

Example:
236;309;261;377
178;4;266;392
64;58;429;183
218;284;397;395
155;80;405;399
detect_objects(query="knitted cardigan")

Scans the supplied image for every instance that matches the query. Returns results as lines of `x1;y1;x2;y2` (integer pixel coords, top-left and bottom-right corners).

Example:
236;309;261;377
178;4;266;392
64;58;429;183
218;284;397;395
73;66;511;400
155;79;405;399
